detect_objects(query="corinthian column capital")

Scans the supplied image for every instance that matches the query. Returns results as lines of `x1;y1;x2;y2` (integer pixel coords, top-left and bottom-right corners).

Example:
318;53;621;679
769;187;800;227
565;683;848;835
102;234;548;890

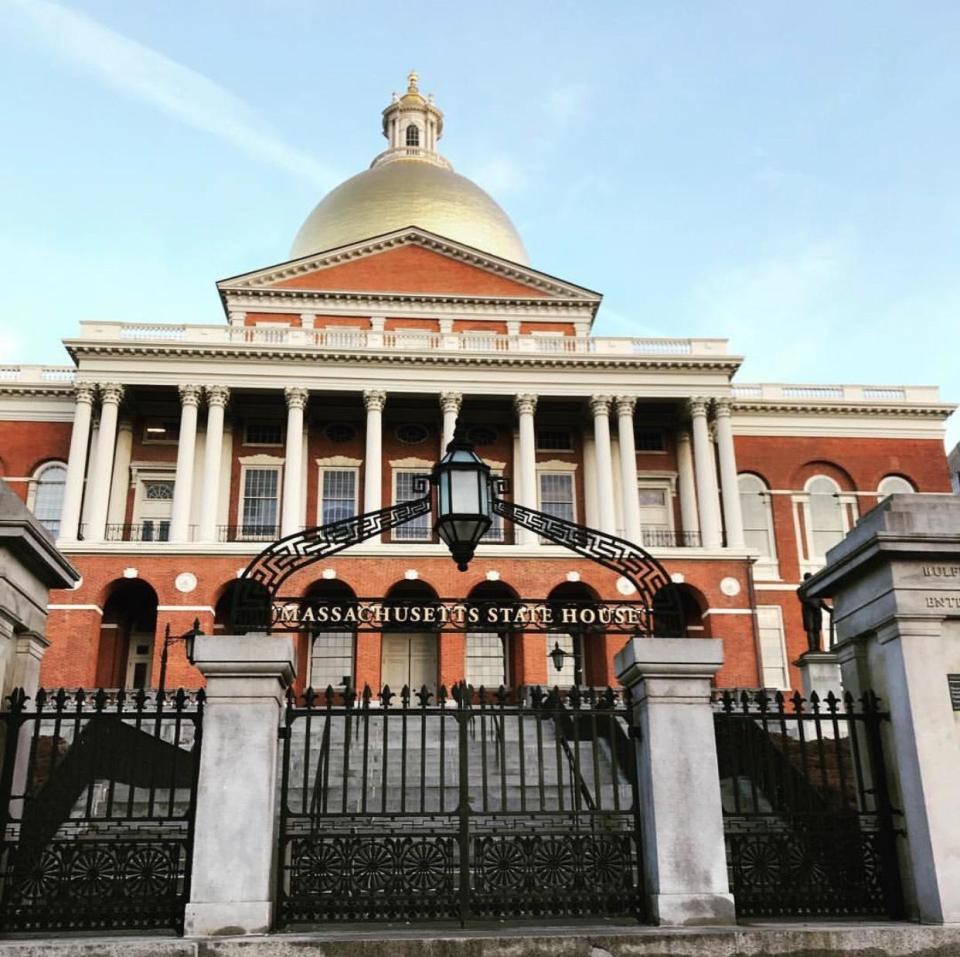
178;384;203;408
615;395;637;417
363;389;387;413
439;391;463;415
514;394;538;417
712;396;733;418
686;396;709;419
98;382;125;406
206;385;231;409
284;386;309;410
589;395;612;417
74;381;97;405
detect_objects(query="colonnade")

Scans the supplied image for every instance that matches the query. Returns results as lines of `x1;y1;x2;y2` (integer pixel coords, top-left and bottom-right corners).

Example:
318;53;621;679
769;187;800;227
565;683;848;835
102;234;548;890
56;383;745;549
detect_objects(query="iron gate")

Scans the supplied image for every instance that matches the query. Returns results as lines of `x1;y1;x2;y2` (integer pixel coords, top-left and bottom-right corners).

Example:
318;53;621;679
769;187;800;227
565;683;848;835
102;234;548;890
0;687;203;934
276;684;643;927
714;689;903;919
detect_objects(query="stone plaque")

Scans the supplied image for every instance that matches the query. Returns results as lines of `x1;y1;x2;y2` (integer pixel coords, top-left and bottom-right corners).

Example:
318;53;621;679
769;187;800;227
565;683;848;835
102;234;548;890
948;674;960;712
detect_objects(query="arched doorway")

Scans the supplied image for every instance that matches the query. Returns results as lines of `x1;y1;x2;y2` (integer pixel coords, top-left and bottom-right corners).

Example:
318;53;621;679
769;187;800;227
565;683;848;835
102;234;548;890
380;580;440;691
215;579;271;635
302;579;357;692
465;581;518;689
97;579;159;688
545;582;603;688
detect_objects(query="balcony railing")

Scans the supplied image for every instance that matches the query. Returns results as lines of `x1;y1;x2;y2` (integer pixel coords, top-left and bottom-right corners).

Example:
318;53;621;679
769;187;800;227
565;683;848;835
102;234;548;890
640;528;703;548
218;524;281;543
79;523;184;542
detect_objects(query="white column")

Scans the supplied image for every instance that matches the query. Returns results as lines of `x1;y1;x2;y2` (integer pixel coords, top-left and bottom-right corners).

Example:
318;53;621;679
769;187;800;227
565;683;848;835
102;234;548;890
439;391;462;449
169;384;202;543
616;638;735;925
616;396;642;543
688;397;722;549
58;382;96;542
590;395;616;534
184;635;296;936
363;390;386;515
198;385;230;543
676;429;700;545
107;419;133;529
514;394;538;545
281;386;308;537
85;383;124;542
583;430;599;529
712;398;745;549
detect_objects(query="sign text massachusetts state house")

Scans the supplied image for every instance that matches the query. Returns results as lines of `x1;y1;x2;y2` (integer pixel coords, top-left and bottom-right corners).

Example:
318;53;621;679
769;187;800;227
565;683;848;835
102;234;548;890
0;74;953;695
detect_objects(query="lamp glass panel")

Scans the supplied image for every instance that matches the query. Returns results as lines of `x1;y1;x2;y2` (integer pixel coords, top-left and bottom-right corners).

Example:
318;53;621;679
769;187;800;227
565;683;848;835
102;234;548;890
450;470;481;513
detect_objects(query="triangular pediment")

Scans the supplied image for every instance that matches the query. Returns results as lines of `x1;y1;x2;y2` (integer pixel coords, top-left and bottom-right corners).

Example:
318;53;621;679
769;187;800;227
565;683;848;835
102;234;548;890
217;228;601;303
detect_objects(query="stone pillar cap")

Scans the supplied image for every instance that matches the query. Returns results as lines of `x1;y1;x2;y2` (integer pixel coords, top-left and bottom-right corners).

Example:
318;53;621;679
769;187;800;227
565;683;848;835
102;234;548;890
192;634;296;683
616;637;724;685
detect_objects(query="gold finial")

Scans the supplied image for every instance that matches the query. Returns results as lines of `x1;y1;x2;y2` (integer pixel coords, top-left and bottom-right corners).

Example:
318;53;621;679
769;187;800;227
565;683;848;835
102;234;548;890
407;70;419;93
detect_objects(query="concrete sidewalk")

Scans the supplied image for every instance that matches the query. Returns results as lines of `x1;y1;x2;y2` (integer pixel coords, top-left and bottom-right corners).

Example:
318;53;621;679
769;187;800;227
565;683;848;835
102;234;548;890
0;923;959;957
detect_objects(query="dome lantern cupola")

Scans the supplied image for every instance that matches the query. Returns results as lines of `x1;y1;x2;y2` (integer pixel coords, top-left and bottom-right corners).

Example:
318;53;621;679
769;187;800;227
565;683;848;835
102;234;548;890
375;70;448;169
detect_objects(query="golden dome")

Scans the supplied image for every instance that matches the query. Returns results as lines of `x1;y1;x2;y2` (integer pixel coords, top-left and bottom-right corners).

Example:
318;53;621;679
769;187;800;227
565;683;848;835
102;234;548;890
290;160;529;264
289;74;529;265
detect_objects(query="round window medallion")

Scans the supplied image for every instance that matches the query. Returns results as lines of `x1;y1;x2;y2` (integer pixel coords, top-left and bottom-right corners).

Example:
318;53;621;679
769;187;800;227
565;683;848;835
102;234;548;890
395;424;429;445
324;423;356;443
467;425;498;446
616;576;636;596
175;572;197;594
720;576;741;597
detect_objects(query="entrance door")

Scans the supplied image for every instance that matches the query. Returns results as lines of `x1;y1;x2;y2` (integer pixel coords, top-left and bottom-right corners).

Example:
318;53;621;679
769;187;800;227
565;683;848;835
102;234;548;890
381;633;437;690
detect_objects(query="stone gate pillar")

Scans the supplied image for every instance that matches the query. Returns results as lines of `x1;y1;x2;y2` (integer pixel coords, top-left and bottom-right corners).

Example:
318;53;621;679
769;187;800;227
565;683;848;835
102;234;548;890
616;637;735;926
184;634;296;936
802;494;960;924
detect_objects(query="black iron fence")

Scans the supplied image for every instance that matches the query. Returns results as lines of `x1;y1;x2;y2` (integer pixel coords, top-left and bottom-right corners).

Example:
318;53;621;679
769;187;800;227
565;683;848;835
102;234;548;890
713;689;902;919
276;683;643;928
0;687;204;934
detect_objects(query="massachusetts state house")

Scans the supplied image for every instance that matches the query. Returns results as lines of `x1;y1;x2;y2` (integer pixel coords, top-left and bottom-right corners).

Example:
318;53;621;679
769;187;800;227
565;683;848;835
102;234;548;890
0;74;952;695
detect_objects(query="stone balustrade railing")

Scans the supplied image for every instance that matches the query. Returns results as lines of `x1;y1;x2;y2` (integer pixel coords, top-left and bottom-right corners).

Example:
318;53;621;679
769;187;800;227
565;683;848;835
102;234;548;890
731;382;942;403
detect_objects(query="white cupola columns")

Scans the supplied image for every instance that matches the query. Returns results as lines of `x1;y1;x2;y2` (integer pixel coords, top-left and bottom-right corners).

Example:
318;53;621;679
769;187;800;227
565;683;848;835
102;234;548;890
198;386;230;543
84;383;124;543
58;382;97;543
363;390;387;517
688;397;723;549
713;398;745;549
513;394;538;545
589;396;617;535
281;387;309;537
615;396;642;544
169;385;202;543
439;391;462;449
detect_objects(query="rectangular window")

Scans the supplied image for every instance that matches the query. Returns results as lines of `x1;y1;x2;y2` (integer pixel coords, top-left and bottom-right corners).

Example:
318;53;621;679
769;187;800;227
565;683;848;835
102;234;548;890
241;468;280;539
309;631;354;689
756;606;790;690
393;471;431;541
538;472;575;523
635;429;665;452
536;429;573;452
466;633;508;688
320;468;357;525
142;419;180;444
244;422;284;446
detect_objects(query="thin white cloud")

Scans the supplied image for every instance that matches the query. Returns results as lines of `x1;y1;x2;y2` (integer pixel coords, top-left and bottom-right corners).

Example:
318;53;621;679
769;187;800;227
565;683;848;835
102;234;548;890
544;84;590;128
6;0;337;188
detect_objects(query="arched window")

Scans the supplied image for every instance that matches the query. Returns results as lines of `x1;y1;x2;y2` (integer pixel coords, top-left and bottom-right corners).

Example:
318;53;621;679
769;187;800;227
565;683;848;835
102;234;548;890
878;475;915;501
738;474;778;569
30;462;67;537
806;475;845;559
305;580;357;690
405;124;420;147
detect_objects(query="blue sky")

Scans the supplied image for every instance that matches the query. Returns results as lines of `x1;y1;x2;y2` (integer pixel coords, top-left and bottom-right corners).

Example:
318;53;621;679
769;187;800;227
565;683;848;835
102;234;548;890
1;1;958;446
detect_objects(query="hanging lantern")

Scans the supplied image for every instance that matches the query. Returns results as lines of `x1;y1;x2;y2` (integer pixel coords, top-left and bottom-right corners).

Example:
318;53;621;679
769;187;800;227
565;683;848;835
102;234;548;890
431;431;492;571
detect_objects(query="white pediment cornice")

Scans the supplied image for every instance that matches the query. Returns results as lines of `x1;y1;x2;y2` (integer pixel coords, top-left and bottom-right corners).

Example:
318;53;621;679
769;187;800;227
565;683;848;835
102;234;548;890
216;227;602;304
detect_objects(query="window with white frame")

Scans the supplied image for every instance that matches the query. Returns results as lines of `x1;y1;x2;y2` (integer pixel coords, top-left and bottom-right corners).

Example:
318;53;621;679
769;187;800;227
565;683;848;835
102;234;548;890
739;474;778;562
241;467;280;539
30;462;67;537
637;480;673;540
756;606;790;690
466;632;508;688
877;475;915;501
319;468;357;525
538;472;575;522
309;631;354;689
393;471;431;541
806;475;846;559
137;479;174;541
